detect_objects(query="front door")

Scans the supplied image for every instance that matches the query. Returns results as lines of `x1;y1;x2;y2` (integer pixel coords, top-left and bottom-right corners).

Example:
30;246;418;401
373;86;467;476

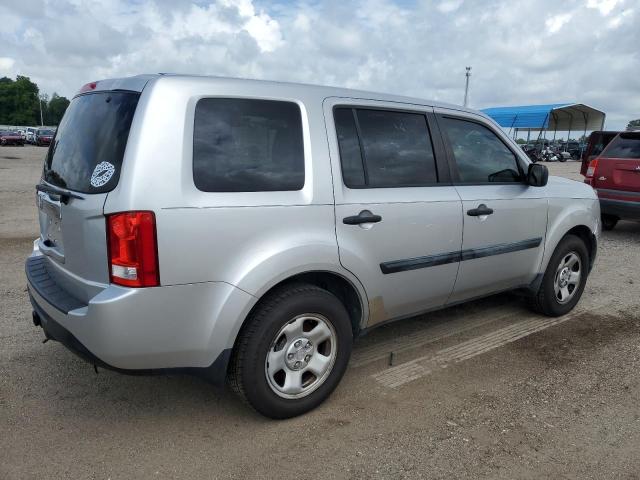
435;112;548;303
325;99;463;326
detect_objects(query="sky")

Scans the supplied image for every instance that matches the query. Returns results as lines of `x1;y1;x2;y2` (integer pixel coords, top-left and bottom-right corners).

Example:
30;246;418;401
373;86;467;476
0;0;638;130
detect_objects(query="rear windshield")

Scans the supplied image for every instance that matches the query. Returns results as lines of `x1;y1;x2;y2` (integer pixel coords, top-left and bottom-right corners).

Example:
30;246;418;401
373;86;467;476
43;91;140;193
601;133;640;159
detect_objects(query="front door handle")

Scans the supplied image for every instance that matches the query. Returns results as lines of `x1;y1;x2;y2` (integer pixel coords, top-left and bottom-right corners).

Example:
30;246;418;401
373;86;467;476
467;204;494;216
343;210;382;225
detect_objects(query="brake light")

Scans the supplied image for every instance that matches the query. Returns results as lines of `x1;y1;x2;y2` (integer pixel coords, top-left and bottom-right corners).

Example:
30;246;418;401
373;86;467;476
107;211;159;287
78;81;97;94
585;159;599;178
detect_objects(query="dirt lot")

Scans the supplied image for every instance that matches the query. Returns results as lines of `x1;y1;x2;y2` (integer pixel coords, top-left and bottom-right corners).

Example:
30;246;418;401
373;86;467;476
1;147;639;479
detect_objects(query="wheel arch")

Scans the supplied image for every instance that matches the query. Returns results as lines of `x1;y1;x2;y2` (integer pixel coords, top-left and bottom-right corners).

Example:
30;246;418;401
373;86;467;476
542;198;599;275
565;224;597;271
220;268;367;382
238;269;367;341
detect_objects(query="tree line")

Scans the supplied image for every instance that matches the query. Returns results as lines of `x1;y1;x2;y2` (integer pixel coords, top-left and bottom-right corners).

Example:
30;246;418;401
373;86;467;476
0;75;70;126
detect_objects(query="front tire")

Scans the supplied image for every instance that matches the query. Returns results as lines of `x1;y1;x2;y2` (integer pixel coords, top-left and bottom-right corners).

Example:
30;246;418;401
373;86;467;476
528;234;589;317
228;283;353;419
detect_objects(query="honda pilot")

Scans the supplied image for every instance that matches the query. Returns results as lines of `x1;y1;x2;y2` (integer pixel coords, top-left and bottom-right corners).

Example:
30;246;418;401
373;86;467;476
27;74;600;418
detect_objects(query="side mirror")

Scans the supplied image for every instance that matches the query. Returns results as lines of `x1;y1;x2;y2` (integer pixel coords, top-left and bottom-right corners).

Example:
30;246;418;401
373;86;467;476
527;163;548;187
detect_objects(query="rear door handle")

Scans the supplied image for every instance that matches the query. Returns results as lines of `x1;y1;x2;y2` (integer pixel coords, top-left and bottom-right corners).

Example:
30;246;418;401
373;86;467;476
467;204;494;216
343;210;382;225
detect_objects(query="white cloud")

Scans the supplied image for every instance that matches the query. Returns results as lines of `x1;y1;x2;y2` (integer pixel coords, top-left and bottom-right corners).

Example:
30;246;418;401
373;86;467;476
0;57;15;76
0;0;638;129
586;0;622;15
545;13;573;33
437;0;463;13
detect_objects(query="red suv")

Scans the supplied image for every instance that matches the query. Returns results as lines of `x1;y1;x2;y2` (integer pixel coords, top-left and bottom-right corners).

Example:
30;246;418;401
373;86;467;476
583;131;640;230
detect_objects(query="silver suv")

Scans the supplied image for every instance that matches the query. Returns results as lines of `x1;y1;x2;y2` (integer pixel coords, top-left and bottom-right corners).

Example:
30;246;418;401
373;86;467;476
27;74;600;418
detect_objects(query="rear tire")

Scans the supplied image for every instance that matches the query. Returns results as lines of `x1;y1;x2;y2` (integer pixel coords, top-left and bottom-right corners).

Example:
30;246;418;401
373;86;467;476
601;214;618;231
528;234;589;317
228;283;353;419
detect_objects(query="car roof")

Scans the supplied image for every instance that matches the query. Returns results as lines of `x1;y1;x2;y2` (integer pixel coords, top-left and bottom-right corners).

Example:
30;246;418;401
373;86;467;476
89;73;485;119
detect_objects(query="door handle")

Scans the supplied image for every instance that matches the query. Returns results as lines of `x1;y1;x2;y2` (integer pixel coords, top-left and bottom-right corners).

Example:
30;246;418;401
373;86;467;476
467;204;494;216
343;210;382;225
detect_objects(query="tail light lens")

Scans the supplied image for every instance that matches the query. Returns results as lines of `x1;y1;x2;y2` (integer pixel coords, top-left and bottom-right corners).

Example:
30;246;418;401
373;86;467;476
107;211;159;287
585;159;599;178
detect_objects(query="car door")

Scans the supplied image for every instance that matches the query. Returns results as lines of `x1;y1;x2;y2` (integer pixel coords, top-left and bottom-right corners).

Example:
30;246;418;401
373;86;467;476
435;110;548;303
324;98;463;326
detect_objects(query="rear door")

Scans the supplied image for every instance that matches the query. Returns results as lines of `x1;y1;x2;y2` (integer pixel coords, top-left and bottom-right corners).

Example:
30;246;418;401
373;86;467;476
435;110;548;303
325;99;463;326
37;90;140;302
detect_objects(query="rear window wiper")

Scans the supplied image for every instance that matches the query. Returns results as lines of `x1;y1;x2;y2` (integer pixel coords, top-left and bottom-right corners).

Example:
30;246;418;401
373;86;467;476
36;183;85;204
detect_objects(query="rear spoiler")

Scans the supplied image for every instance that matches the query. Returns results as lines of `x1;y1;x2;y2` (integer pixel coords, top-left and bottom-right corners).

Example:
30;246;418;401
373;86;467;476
75;75;156;96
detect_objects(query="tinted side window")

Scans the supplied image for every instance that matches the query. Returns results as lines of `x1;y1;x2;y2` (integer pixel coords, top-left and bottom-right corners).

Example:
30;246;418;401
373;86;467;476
193;98;304;192
440;117;522;183
334;108;438;188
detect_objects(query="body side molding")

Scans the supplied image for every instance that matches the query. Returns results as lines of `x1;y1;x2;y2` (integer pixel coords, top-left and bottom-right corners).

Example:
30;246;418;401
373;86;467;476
380;237;543;274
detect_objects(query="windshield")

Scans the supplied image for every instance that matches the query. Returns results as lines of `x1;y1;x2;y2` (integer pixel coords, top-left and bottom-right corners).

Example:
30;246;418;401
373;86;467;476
601;133;640;159
38;130;54;135
43;91;140;193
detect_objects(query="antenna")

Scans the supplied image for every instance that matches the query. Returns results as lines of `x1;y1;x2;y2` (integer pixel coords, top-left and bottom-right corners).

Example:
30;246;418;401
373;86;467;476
463;66;471;107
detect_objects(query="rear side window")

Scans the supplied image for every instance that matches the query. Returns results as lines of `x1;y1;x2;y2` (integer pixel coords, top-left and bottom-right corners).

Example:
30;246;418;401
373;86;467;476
44;91;140;194
440;117;522;183
601;133;640;159
589;132;617;157
193;98;304;192
334;107;438;188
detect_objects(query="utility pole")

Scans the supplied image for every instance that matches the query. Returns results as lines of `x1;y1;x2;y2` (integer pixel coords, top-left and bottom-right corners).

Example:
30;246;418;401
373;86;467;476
463;66;471;108
38;94;44;126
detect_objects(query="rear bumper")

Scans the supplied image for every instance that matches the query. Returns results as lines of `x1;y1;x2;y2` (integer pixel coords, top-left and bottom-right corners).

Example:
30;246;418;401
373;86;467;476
26;252;255;383
599;198;640;220
30;297;231;383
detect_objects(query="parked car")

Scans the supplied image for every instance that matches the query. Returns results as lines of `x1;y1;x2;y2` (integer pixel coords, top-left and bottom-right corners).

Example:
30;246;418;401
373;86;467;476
25;127;37;144
35;128;55;146
27;75;600;418
0;130;25;146
583;131;640;230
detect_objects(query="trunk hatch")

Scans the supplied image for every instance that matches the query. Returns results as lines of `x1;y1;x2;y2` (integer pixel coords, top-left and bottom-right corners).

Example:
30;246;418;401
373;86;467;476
37;90;140;299
592;132;640;191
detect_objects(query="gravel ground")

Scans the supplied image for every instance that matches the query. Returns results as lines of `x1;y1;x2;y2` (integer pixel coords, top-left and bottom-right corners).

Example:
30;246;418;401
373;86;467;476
1;147;639;479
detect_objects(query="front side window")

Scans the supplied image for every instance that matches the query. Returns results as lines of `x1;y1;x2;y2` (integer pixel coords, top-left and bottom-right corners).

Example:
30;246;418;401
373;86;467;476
193;98;304;192
440;117;522;183
334;107;438;188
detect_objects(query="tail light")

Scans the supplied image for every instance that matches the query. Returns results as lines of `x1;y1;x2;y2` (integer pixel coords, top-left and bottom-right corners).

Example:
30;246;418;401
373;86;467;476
107;211;159;287
584;159;599;185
